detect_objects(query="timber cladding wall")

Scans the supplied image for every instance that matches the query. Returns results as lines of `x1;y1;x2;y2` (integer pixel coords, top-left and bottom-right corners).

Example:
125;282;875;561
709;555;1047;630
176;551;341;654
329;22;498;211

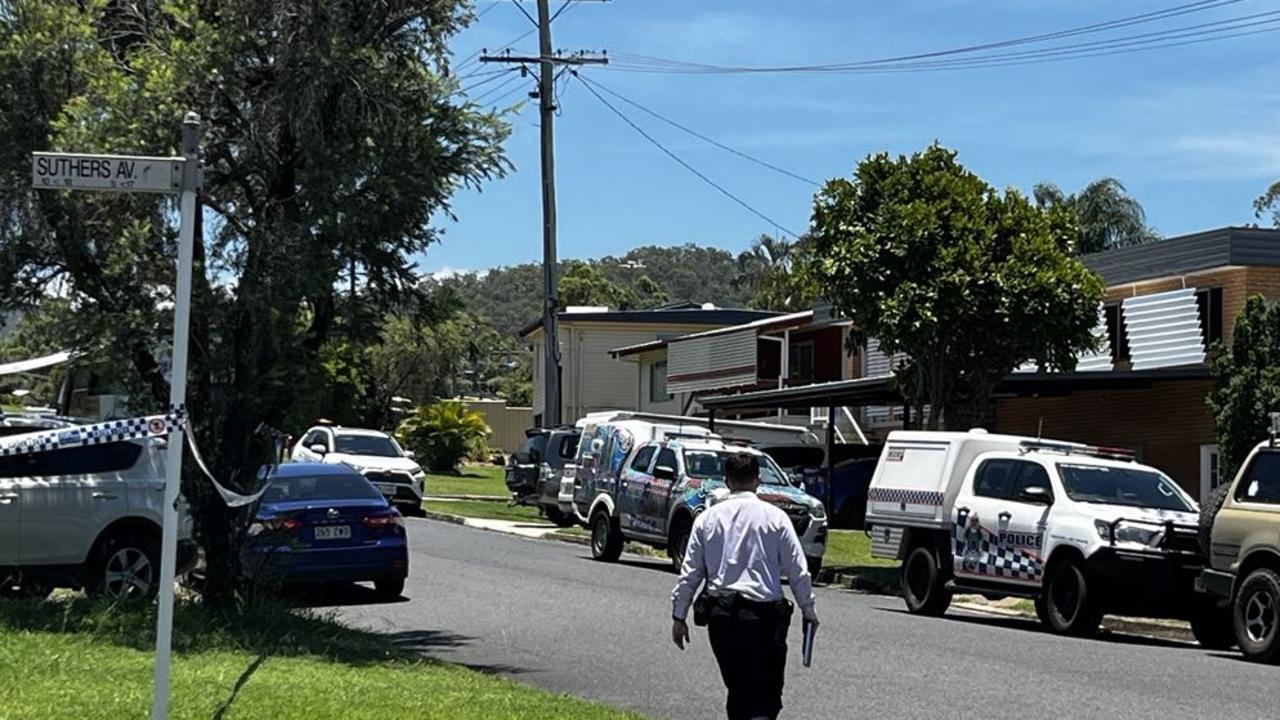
1103;267;1249;344
994;380;1214;494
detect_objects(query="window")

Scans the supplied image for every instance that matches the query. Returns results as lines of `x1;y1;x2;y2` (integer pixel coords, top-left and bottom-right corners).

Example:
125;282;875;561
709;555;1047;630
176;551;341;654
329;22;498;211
262;472;382;502
554;434;580;462
655;448;678;473
649;361;671;403
1104;304;1131;363
788;341;814;382
0;442;143;478
1195;287;1224;346
630;446;656;472
1012;463;1053;503
1235;451;1280;505
1059;463;1193;512
334;433;401;458
974;459;1018;499
517;433;549;463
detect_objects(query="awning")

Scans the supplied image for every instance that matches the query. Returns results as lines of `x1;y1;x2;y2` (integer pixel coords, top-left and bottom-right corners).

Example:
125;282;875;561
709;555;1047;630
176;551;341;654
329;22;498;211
699;366;1212;412
0;351;74;378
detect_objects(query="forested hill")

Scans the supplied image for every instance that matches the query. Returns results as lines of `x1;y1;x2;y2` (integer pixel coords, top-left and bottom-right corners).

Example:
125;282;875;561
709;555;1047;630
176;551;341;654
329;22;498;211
437;244;752;338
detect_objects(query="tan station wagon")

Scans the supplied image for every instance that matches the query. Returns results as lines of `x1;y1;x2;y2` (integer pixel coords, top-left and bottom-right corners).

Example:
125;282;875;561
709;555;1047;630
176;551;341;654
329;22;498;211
1200;436;1280;663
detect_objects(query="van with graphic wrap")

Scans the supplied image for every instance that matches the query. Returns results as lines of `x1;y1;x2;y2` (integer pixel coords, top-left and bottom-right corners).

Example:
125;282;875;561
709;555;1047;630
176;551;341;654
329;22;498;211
866;430;1229;645
579;432;827;573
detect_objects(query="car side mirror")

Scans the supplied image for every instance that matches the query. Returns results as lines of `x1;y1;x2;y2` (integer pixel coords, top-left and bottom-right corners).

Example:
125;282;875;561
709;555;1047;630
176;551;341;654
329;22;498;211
653;465;677;481
404;449;416;459
1020;485;1053;504
310;443;328;456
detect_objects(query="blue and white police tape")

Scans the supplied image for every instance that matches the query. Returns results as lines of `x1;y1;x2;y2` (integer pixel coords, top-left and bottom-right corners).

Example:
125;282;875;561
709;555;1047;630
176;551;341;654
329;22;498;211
0;408;187;457
0;408;268;508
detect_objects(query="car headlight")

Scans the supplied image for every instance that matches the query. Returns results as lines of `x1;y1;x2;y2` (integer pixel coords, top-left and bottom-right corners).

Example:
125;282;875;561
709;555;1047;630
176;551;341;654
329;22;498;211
1095;520;1162;547
809;499;826;520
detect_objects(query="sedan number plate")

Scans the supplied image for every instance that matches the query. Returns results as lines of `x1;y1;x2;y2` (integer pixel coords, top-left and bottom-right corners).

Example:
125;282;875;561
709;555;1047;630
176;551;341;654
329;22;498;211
314;525;351;540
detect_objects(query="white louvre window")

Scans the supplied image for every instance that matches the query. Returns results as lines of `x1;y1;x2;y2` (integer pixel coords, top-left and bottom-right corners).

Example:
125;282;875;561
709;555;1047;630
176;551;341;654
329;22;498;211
1074;305;1114;372
1122;288;1206;370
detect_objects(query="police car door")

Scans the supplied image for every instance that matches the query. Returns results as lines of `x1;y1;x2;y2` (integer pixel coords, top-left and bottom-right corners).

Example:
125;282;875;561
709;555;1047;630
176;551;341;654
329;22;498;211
619;444;656;532
954;458;1050;589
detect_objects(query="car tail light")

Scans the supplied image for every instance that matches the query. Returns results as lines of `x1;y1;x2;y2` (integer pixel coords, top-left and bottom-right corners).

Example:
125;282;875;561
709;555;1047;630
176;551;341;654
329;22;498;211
248;517;301;535
363;510;405;529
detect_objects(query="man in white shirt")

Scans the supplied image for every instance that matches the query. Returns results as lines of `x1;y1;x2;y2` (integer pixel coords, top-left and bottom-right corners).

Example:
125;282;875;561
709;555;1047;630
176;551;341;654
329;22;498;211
670;452;818;720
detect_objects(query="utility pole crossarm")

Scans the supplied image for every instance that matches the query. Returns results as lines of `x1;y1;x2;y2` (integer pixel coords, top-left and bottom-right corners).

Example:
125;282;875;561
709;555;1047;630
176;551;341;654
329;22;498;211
478;53;609;65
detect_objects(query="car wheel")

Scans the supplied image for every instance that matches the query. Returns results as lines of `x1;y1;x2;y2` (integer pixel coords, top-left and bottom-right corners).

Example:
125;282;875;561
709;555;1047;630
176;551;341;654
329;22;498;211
1190;598;1237;650
545;506;578;528
93;531;161;601
901;546;951;616
1034;596;1051;626
1234;568;1280;663
374;576;405;601
590;511;623;562
668;525;691;572
1043;557;1102;637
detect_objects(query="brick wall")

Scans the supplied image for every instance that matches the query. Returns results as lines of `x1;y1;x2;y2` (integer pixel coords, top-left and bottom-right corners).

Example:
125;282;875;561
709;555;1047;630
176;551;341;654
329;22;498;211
994;380;1215;494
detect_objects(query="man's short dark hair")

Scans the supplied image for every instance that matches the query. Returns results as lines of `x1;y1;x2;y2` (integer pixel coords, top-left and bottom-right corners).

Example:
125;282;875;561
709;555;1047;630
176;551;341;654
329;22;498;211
724;452;759;486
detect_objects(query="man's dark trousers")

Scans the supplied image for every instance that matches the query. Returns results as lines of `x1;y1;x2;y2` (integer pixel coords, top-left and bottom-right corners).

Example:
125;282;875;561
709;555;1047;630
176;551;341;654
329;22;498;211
705;596;792;720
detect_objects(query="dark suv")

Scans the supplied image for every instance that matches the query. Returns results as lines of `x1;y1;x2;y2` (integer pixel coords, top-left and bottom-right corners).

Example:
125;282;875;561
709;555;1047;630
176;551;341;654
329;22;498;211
506;427;580;527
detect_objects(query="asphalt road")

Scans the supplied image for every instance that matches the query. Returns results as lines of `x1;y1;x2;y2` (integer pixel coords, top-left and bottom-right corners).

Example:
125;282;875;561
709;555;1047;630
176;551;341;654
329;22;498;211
331;518;1278;720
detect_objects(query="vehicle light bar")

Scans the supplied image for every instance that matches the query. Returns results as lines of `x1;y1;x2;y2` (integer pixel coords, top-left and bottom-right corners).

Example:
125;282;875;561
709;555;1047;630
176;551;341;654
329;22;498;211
1019;439;1135;461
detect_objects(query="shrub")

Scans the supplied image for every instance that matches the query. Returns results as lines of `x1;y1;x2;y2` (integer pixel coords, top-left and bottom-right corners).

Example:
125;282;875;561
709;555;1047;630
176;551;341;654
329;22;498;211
396;401;490;473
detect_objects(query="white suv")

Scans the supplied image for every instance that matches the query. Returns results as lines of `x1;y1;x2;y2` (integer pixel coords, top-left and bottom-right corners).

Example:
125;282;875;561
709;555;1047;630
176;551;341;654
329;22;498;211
0;431;197;600
291;425;426;513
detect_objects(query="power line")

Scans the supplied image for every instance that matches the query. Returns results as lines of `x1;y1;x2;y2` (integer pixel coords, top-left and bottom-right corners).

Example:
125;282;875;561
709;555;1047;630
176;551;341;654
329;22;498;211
606;0;1266;74
576;73;820;187
573;72;803;238
471;71;528;103
461;67;520;94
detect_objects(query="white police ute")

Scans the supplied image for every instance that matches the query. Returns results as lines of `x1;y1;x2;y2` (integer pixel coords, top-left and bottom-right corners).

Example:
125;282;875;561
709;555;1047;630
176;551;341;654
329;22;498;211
865;430;1231;645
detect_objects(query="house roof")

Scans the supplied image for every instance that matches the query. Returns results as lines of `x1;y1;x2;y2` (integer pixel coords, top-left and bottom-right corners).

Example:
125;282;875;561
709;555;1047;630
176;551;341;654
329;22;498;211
518;305;779;338
1082;226;1280;286
698;366;1212;411
609;310;825;359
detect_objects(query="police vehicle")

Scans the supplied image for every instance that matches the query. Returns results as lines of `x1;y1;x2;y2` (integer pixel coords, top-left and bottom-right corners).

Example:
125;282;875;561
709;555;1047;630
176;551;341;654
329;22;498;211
866;430;1228;644
571;421;827;574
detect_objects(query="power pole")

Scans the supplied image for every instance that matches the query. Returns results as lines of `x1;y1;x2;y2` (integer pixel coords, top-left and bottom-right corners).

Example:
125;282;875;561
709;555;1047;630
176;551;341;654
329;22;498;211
481;0;606;427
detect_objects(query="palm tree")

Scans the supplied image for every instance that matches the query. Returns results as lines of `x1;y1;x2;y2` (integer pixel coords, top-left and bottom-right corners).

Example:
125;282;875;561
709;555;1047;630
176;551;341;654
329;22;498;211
1034;178;1159;254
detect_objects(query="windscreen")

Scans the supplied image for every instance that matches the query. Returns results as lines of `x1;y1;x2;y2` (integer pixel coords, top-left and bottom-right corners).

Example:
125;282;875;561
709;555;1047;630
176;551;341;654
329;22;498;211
263;473;383;502
683;450;787;486
1057;464;1193;512
334;434;402;458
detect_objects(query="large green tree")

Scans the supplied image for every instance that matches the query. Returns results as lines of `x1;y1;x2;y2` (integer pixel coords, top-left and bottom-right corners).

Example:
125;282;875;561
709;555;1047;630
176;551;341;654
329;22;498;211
1207;295;1280;476
810;144;1105;429
0;0;508;602
1033;178;1159;254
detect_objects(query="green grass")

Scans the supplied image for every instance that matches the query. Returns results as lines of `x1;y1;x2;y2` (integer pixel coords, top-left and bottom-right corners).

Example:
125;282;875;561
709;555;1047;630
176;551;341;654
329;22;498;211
426;465;508;497
0;597;639;720
821;530;900;594
423;499;546;524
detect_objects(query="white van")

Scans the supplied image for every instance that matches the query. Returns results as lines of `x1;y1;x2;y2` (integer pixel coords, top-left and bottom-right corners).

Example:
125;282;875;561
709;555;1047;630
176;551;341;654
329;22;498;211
866;430;1228;644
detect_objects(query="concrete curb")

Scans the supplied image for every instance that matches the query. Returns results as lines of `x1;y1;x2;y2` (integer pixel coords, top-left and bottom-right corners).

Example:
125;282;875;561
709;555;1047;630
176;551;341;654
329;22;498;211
418;509;664;559
425;494;510;502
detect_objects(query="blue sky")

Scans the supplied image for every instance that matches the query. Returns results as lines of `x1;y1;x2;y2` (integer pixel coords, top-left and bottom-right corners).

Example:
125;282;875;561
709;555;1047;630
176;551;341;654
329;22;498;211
422;0;1280;275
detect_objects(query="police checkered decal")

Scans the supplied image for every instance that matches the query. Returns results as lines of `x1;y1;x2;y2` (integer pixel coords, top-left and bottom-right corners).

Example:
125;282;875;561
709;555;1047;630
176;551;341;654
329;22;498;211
954;508;1044;583
0;408;186;458
868;487;944;506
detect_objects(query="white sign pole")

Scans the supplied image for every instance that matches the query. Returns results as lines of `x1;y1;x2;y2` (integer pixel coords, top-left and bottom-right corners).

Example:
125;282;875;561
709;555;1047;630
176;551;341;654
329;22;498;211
150;112;201;720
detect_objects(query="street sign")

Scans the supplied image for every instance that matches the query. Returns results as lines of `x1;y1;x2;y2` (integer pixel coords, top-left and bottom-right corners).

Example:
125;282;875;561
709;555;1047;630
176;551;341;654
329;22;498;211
29;117;201;720
31;152;182;194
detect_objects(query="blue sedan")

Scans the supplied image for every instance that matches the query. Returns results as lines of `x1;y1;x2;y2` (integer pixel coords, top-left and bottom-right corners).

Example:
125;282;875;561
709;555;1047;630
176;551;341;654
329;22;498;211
247;463;409;599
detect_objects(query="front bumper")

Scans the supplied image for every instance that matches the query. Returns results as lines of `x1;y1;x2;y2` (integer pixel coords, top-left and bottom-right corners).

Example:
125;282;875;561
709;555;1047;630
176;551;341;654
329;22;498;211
1198;568;1235;599
364;473;424;506
799;517;828;560
1086;547;1205;618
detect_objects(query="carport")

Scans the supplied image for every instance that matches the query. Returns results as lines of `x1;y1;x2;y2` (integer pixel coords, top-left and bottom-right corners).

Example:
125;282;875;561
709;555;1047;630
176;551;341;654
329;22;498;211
698;366;1212;511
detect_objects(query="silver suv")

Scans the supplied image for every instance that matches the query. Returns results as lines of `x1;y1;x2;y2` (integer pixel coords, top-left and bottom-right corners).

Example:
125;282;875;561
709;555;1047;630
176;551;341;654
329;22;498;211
0;430;197;600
